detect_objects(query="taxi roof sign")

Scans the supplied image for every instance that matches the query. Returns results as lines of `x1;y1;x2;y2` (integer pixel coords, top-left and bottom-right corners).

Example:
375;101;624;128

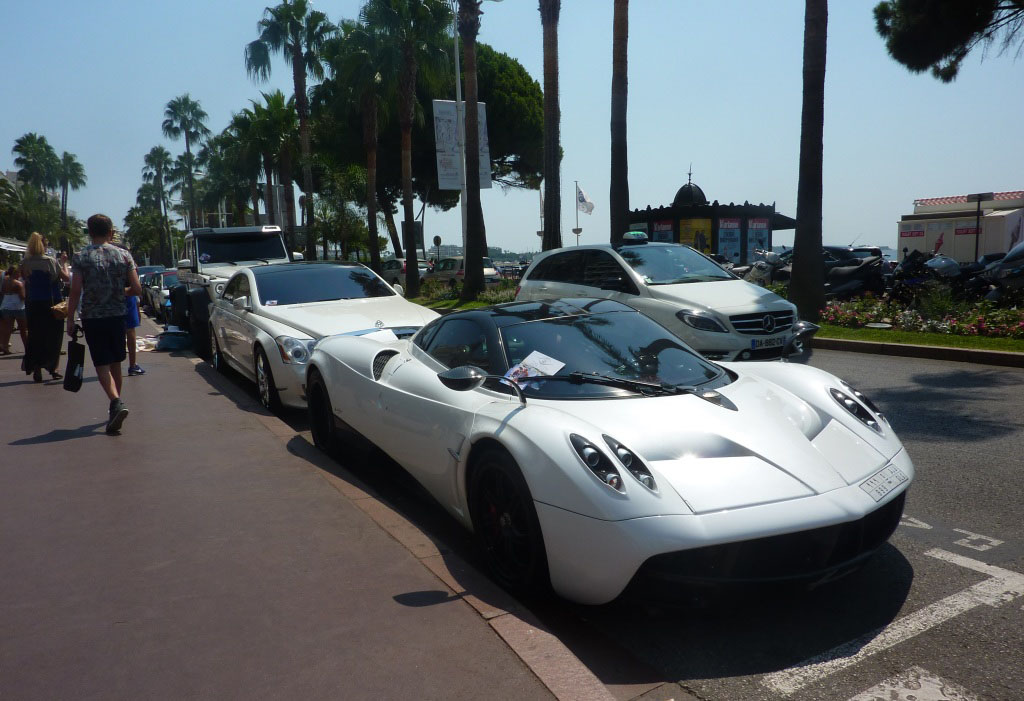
621;231;649;243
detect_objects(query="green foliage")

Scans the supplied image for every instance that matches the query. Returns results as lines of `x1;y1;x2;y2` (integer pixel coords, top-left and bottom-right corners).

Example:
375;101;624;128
820;296;1024;339
419;278;459;301
477;281;517;305
0;178;60;238
12;132;59;191
874;0;1024;82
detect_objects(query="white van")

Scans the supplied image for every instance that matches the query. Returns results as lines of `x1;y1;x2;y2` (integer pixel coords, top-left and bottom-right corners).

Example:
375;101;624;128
515;236;803;361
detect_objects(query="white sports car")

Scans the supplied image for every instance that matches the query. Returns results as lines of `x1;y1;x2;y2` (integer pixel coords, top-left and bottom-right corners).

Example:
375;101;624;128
208;262;438;410
306;298;912;605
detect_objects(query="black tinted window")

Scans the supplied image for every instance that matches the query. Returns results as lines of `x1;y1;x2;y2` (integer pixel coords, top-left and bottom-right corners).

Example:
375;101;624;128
196;233;287;264
254;266;393;306
529;251;584;284
582;250;635;292
425;318;493;372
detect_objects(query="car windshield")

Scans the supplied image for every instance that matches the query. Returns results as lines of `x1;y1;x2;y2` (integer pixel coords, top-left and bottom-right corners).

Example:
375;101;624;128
618;245;734;284
196;233;287;264
482;257;495;269
160;274;178;288
254;266;394;306
499;311;725;398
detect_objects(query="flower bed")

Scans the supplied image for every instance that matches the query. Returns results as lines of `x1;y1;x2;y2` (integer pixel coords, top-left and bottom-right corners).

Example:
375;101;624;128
820;296;1024;339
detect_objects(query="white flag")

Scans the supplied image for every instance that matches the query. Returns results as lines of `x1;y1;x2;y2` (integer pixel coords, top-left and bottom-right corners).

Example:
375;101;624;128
576;184;595;215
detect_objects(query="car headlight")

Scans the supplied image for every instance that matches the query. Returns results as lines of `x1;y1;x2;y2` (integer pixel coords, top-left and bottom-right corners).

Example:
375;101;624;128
676;309;727;333
838;379;887;424
215;282;226;296
275;336;316;365
830;385;883;433
570;434;624;492
603;435;657;491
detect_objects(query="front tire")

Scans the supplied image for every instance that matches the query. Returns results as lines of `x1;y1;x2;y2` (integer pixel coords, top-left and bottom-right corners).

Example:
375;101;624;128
254;346;282;412
307;369;340;455
469;449;549;595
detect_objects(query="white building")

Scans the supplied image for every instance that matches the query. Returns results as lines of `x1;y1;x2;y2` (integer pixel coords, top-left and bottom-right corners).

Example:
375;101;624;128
898;190;1024;262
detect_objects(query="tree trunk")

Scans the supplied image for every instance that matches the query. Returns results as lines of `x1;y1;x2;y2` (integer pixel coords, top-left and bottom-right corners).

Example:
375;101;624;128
400;45;420;298
364;96;382;274
540;0;562;251
264;158;276;226
157;174;170;266
280;152;297;253
185;133;196;229
459;0;486;301
790;0;828;322
384;209;403;258
609;0;629;245
292;45;317;262
61;183;68;230
250;182;261;225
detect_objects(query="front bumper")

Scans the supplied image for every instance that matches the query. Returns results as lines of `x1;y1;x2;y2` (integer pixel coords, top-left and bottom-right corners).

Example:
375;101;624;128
536;448;912;605
275;360;310;409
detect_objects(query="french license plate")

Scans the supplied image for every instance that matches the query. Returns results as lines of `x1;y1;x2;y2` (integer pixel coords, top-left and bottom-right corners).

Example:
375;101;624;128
751;336;785;350
859;464;909;502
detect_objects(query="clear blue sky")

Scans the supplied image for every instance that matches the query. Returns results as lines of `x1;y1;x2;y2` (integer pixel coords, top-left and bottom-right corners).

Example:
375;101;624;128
3;0;1022;253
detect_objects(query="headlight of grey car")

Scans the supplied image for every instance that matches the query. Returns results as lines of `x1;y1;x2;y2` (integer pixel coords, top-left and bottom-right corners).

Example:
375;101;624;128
676;309;728;333
275;336;316;364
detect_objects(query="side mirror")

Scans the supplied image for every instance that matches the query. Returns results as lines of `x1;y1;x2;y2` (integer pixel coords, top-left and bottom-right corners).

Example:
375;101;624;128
393;283;405;297
177;259;191;269
232;295;251;312
292;251;304;261
783;320;820;358
438;365;487;392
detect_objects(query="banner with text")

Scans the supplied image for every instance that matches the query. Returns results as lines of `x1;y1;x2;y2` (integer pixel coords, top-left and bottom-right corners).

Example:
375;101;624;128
432;100;492;190
717;218;742;263
679;218;711;252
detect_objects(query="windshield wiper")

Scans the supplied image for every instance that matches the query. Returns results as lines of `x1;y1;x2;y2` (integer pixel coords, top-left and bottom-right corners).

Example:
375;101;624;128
521;371;689;396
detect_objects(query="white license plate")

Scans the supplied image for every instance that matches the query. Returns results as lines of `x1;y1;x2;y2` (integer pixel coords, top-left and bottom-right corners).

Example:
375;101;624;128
751;336;785;350
859;464;909;502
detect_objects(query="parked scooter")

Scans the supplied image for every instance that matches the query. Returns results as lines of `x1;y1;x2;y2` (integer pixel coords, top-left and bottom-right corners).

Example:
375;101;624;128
823;256;885;300
734;249;789;286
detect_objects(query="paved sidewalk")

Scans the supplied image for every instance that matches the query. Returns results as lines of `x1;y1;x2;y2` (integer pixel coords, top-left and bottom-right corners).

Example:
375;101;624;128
0;324;553;700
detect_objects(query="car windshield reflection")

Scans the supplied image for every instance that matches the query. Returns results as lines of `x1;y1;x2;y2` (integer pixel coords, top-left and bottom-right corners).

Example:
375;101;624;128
254;266;394;306
619;245;734;284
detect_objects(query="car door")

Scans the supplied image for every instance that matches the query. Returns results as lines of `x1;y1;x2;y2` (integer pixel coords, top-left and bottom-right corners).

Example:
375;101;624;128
230;274;258;372
521;250;586;300
213;274;242;366
376;317;505;507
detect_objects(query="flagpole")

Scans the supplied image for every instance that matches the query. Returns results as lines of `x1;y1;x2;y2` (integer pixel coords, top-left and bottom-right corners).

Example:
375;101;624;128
573;180;582;246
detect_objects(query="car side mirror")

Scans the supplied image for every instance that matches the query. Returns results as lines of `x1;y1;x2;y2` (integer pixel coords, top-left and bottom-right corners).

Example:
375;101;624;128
783;320;820;358
438;365;487;392
393;283;405;297
292;251;304;261
177;259;191;269
232;295;251;312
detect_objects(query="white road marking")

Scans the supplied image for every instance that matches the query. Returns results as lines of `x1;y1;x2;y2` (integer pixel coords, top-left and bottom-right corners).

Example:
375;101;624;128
899;515;933;529
952;528;1004;552
847;666;979;701
762;549;1024;695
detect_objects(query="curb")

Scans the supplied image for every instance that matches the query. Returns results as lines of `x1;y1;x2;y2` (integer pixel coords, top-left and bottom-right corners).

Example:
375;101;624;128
181;351;615;701
812;337;1024;368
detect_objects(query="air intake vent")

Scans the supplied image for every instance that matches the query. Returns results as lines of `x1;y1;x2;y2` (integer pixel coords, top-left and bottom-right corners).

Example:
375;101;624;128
372;351;399;380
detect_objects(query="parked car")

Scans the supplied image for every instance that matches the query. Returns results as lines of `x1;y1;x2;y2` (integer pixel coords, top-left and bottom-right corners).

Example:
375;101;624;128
306;298;911;604
380;258;430;287
208;262;439;411
515;235;804;361
143;270;179;322
424;256;502;288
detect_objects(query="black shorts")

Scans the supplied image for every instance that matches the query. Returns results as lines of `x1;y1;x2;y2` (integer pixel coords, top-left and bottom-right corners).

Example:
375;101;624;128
82;316;127;367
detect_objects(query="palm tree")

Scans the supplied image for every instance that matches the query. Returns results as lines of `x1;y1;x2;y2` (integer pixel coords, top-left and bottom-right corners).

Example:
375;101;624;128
325;19;399;273
55;151;87;231
245;0;336;261
539;0;561;251
143;146;175;266
166;152;198;230
226;110;266;224
12;132;59;193
789;0;828;322
251;90;300;249
162;94;211;228
458;0;487;300
609;0;628;245
362;0;452;297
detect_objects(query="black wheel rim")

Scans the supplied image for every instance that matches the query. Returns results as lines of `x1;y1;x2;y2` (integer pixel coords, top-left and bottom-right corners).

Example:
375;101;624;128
475;465;535;583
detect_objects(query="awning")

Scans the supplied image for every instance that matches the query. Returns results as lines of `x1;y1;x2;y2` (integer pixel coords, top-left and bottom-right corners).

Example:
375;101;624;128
0;240;27;252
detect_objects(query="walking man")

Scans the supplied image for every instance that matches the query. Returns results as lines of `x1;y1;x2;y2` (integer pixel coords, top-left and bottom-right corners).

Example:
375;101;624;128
66;214;142;433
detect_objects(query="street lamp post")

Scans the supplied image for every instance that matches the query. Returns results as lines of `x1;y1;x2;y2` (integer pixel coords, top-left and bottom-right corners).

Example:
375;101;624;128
966;192;994;261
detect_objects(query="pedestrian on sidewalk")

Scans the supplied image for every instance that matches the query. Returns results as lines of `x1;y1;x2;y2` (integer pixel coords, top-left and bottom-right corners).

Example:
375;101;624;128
66;215;143;434
20;232;69;382
0;266;28;354
125;292;145;376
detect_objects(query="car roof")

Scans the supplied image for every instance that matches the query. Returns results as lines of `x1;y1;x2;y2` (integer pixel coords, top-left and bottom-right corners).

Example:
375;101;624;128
248;262;363;277
443;298;636;329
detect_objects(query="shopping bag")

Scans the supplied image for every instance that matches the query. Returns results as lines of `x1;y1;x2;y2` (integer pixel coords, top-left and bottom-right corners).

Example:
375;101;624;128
63;325;85;393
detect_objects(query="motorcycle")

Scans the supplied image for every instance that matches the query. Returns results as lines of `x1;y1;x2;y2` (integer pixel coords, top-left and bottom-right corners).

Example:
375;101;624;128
823;255;885;300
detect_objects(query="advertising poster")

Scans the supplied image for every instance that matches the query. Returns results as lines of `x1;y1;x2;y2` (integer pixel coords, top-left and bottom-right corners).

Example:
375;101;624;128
746;218;771;258
679;218;712;252
652;220;674;243
432;100;492;190
717;218;741;263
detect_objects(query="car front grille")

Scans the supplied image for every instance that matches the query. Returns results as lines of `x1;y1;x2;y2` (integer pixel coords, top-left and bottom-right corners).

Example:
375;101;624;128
633;491;905;585
729;310;795;335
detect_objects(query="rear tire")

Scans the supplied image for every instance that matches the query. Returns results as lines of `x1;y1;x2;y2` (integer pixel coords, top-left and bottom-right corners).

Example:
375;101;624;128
191;313;211;360
209;325;227;374
468;449;549;595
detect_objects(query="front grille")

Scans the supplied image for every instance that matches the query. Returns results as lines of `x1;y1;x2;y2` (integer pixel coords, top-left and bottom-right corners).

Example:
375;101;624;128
729;310;795;335
634;491;905;585
745;346;785;361
372;351;399;380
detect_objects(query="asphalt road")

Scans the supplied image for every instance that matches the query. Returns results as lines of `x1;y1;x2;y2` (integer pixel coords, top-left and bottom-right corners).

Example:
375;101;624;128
218;348;1024;701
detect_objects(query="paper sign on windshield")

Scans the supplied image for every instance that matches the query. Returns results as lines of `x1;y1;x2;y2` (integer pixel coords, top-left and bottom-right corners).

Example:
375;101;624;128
504;350;565;386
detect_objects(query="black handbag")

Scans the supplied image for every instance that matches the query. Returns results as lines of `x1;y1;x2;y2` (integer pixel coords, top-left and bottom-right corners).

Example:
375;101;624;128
63;325;85;393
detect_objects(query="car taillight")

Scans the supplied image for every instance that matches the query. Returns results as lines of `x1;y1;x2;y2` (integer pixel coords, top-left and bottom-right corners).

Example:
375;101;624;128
402;263;406;272
456;269;464;276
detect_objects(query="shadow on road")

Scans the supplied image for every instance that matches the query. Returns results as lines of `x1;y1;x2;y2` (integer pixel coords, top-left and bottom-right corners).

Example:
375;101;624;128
9;421;108;445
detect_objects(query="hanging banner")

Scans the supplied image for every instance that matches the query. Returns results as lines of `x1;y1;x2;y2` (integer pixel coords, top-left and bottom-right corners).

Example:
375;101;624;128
746;217;771;257
717;218;741;263
652;220;674;243
679;218;712;252
432;100;492;190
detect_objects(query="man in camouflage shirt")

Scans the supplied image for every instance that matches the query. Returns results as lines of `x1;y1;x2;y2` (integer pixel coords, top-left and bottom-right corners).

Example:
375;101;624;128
66;214;143;434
